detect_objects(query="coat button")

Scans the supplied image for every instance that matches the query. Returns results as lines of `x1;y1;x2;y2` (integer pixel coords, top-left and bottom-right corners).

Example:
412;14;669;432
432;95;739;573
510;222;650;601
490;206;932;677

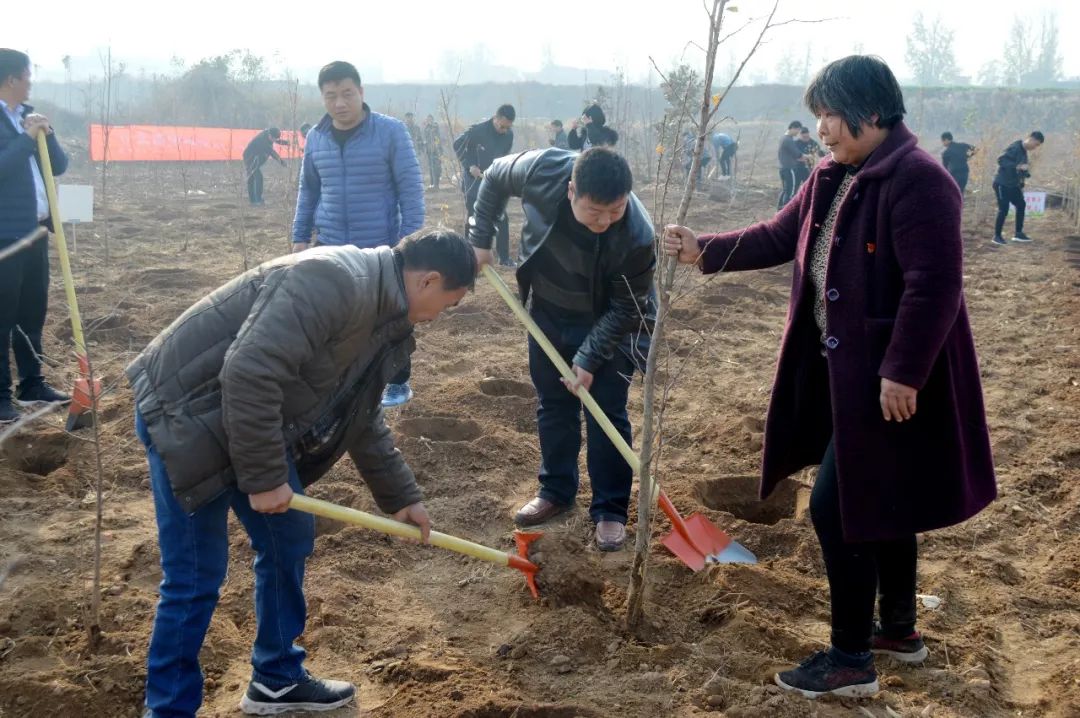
825;336;839;349
826;288;840;301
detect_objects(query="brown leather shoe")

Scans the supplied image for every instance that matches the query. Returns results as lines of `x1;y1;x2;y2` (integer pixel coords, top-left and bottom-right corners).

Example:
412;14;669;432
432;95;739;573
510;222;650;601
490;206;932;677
595;520;626;551
514;496;572;527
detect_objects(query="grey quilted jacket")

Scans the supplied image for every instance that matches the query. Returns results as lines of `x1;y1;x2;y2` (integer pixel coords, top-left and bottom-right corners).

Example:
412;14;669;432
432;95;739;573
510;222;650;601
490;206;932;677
125;245;421;514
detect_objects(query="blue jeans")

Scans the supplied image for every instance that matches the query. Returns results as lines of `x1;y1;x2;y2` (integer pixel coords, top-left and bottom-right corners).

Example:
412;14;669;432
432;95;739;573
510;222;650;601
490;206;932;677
528;302;634;523
136;411;314;718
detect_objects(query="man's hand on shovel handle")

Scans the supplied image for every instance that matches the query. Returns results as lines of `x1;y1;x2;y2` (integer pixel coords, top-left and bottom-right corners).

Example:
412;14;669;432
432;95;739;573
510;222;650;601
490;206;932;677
560;365;593;397
394;502;432;544
474;247;493;269
250;483;294;513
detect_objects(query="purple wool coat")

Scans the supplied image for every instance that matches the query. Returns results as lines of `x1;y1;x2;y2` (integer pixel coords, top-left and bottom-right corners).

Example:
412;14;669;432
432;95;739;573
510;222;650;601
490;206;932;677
696;122;996;542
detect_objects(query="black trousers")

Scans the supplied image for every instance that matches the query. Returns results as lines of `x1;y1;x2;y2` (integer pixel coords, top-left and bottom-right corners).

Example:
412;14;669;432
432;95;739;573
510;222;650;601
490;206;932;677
810;437;918;654
993;183;1025;237
246;157;265;204
949;168;969;195
465;180;510;263
777;167;798;210
0;231;49;400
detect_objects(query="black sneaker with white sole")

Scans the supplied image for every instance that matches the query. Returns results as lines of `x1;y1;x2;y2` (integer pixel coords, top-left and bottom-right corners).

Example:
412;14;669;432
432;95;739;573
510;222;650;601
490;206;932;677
775;649;879;699
1011;231;1034;243
15;381;70;407
239;675;356;715
991;235;1008;246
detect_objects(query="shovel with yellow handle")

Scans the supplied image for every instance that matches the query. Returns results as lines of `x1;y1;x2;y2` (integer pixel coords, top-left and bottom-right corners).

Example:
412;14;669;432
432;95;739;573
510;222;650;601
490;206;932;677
288;494;541;598
36;132;101;431
480;264;756;570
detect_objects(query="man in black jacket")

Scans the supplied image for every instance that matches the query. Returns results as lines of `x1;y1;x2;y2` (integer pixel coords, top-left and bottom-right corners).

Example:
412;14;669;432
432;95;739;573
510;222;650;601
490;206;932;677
777;120;806;210
469;147;655;551
453;104;515;266
991;130;1043;245
940;131;975;195
242;127;287;205
0;49;70;425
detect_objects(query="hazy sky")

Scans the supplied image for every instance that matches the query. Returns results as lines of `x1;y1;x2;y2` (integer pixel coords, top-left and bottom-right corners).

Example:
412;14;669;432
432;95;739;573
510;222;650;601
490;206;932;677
13;0;1079;84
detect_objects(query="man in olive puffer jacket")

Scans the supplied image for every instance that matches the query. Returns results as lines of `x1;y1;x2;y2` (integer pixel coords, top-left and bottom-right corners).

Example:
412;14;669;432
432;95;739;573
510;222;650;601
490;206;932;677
128;230;475;718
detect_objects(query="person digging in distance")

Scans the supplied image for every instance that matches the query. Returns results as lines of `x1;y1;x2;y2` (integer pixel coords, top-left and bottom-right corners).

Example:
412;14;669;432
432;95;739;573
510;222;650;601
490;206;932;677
469;147;654;552
664;55;995;700
127;230;476;718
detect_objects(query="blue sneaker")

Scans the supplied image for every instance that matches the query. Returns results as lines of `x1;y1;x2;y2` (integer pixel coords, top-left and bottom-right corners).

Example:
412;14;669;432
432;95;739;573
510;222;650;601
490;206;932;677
381;382;414;408
991;235;1008;246
775;649;879;699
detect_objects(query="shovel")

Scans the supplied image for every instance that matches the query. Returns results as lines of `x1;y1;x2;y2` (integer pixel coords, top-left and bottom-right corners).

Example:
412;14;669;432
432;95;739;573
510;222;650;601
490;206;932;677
481;265;756;570
288;494;541;598
36;133;100;431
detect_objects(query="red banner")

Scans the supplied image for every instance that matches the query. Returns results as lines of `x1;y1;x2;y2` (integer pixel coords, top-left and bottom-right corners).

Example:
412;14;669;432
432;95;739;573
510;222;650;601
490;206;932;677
89;124;305;162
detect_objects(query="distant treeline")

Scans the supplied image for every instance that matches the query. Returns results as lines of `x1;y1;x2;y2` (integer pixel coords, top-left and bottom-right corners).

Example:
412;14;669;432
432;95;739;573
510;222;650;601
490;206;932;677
32;77;1079;147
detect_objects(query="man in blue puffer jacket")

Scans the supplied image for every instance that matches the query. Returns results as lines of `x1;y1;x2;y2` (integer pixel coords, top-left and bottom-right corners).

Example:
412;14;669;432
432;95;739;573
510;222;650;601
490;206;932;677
292;61;425;408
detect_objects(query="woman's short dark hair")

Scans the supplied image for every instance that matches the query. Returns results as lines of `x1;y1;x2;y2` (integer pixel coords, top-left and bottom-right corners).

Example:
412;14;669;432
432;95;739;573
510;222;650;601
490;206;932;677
804;55;906;138
572;147;632;204
318;61;362;90
583;104;607;127
397;229;477;291
0;49;30;85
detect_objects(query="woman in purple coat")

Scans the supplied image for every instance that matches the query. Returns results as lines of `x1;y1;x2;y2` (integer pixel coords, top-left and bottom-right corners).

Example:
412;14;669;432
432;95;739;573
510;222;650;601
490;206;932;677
665;56;996;699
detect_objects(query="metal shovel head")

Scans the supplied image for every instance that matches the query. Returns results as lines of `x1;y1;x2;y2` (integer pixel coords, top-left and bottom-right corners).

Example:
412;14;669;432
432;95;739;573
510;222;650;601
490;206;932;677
684;513;758;565
64;376;101;432
661;513;758;570
661;529;707;572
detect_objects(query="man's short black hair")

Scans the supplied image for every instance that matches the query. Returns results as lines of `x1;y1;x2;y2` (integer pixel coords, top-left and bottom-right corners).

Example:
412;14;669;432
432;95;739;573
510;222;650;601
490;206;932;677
799;127;811;135
804;55;906;138
496;104;516;122
550;119;563;128
397;229;477;291
0;49;30;85
941;131;954;141
405;112;414;118
267;127;281;139
1030;131;1045;143
572;147;633;204
788;121;803;130
318;61;362;90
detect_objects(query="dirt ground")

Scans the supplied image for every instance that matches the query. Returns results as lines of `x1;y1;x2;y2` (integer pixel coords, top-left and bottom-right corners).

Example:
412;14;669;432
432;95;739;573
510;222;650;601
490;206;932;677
1;159;1078;718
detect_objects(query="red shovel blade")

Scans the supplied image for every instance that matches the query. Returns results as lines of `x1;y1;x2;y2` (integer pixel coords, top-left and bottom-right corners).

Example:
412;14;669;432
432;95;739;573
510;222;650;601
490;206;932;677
660;530;707;572
660;508;758;570
684;513;733;557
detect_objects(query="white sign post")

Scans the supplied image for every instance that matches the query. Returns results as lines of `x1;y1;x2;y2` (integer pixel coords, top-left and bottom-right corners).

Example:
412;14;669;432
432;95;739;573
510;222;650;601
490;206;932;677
58;185;94;254
1023;191;1047;217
